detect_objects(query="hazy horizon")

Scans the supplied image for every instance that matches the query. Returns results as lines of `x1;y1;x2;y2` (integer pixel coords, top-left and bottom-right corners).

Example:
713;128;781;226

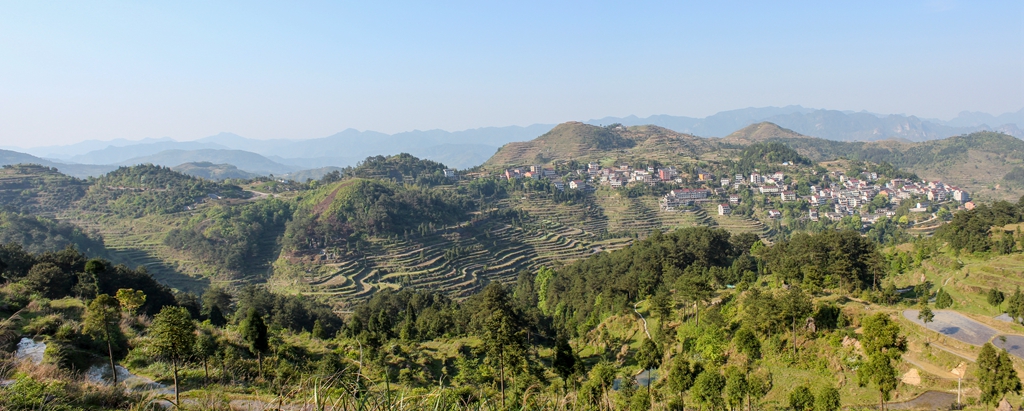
4;105;1024;151
2;1;1022;146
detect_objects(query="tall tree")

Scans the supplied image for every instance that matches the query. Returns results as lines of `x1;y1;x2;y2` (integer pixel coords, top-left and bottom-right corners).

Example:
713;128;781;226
1006;287;1024;324
976;343;1022;408
987;288;1005;309
480;284;528;409
634;338;662;397
781;286;812;356
724;367;748;411
150;306;196;406
83;294;122;384
692;370;726;411
917;298;934;341
553;333;579;389
194;325;219;383
240;308;269;379
857;313;907;411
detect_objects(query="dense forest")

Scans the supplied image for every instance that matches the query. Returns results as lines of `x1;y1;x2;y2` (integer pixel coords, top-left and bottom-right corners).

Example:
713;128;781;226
163;199;292;273
79;165;246;217
283;178;474;251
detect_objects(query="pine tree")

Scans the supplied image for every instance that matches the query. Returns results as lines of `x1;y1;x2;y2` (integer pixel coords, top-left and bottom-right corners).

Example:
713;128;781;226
83;294;122;384
935;288;953;309
977;343;1022;408
240;308;269;379
857;313;907;411
151;306;196;406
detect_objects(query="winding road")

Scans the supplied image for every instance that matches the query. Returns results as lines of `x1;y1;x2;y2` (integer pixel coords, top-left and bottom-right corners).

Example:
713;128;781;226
903;309;1024;360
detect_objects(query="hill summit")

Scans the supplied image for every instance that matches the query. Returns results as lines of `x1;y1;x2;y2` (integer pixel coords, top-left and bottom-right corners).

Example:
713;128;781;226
483;122;717;167
723;122;810;143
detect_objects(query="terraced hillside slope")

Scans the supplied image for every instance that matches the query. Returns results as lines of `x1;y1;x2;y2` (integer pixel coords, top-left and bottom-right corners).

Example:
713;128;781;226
273;185;777;307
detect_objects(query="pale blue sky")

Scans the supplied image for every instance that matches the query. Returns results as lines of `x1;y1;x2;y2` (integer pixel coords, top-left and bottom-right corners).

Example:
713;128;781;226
1;1;1022;145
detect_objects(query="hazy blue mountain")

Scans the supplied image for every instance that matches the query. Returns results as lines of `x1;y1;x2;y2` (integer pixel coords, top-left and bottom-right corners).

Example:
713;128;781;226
587;106;817;136
944;108;1024;128
763;110;983;142
280;167;344;182
0;149;116;178
22;137;175;160
407;143;500;170
119;149;297;175
68;141;230;164
269;156;364;169
587;107;1021;141
193;125;551;170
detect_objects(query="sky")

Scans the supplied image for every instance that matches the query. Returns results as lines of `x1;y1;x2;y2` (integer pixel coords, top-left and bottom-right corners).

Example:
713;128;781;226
1;1;1022;146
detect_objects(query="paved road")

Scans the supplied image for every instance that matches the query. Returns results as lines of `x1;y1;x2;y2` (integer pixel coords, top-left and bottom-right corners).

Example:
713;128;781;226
993;335;1024;360
903;309;997;345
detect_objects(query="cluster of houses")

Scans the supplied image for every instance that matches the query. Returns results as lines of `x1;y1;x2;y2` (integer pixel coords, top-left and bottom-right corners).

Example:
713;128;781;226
500;162;971;226
699;170;971;225
501;163;684;192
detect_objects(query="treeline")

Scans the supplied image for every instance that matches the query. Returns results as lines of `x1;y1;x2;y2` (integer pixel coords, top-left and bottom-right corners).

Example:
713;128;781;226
732;142;812;174
0;243;175;316
937;198;1024;253
164;199;293;273
342;153;454;186
80;165;246;217
283;179;473;251
543;227;760;334
761;230;886;292
0;164;87;215
0;212;107;256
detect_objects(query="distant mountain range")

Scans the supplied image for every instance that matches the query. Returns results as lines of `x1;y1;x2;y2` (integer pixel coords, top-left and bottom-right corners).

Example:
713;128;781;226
587;106;1024;141
3;106;1020;179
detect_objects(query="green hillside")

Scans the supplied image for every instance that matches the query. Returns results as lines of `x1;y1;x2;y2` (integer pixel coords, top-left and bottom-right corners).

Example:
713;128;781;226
171;162;259;181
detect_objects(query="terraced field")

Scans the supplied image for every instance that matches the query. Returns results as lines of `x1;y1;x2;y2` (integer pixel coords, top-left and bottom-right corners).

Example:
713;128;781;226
66;212;214;293
291;192;779;305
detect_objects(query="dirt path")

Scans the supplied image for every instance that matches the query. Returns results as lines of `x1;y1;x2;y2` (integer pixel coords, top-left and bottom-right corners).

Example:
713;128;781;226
634;301;651;339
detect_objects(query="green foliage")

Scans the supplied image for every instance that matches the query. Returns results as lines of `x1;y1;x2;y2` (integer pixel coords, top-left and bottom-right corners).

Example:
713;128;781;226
284;179;472;250
1003;166;1024;185
789;385;815;411
164;199;292;272
1007;287;1024;324
724;367;748;411
763;230;886;291
935;288;953;309
0;212;106;256
635;338;662;372
976;343;1022;407
235;285;343;335
737;142;812;173
733;327;761;361
857;313;907;408
815;386;841;411
938;200;1023;253
692;370;726;411
545;226;742;333
988;288;1005;308
151;306;196;361
81;164;244;217
240;308;269;357
345;153;453;186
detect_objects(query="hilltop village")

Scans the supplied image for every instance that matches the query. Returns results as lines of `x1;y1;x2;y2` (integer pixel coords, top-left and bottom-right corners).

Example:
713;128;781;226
501;161;971;228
